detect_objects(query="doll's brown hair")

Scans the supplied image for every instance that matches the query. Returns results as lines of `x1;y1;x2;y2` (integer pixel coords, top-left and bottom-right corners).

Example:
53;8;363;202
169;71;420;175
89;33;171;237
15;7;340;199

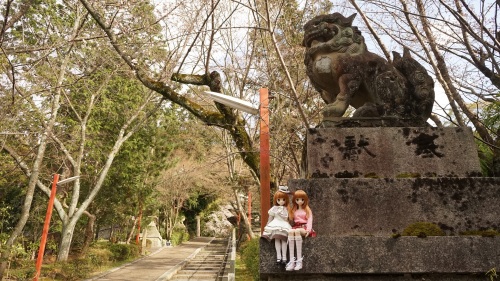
289;190;312;220
273;190;290;206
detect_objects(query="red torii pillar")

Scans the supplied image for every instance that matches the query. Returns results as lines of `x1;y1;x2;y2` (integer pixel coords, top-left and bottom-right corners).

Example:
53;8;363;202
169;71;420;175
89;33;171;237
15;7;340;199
34;174;59;281
259;88;270;233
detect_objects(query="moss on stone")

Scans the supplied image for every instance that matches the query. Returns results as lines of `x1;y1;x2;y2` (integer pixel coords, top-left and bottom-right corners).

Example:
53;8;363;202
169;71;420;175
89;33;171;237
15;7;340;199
391;228;402;239
364;172;379;178
402;222;445;237
459;229;500;237
396;172;421;178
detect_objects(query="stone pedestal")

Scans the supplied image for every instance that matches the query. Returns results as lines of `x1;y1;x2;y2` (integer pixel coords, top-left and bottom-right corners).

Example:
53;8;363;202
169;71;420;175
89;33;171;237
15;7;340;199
260;127;500;280
306;127;482;178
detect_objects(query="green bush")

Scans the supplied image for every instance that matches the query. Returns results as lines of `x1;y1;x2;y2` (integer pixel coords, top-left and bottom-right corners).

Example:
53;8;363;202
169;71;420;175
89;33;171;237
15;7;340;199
170;228;190;246
6;266;35;281
402;222;445;237
108;243;139;261
86;247;114;267
50;243;138;280
240;238;260;281
54;259;95;281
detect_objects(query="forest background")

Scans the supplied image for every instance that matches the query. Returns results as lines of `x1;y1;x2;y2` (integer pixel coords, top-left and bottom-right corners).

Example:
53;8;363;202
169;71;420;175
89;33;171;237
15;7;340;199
0;0;498;280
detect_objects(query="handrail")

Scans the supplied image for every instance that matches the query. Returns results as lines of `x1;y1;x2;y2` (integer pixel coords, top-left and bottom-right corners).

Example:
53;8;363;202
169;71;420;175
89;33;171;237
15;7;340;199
217;229;235;280
227;228;236;281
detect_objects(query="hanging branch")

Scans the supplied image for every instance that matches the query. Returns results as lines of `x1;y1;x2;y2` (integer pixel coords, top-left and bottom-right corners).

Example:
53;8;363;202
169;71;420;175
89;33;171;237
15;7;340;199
349;0;392;62
79;0;262;179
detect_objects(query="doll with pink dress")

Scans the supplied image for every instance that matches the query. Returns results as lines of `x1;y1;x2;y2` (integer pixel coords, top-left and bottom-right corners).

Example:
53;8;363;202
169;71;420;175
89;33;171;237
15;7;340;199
286;189;315;271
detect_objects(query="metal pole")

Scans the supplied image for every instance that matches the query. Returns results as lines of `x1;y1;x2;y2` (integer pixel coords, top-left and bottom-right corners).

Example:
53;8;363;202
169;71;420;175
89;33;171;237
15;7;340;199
34;173;59;281
259;88;271;233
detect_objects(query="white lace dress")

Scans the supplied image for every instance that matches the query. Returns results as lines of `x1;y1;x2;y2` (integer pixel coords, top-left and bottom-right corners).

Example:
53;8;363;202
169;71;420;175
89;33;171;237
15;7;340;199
261;206;291;241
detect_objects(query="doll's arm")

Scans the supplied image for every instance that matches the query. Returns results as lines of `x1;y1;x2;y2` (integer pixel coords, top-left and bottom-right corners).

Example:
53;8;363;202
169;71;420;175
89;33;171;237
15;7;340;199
266;207;275;225
266;215;274;225
277;208;288;220
306;212;313;232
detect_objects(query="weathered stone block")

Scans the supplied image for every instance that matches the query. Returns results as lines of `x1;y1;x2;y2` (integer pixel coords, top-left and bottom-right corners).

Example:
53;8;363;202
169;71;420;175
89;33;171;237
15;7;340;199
290;177;500;236
260;236;500;280
306;127;482;178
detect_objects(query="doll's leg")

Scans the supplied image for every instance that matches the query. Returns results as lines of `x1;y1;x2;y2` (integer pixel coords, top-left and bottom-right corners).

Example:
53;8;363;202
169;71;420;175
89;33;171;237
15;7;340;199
286;230;297;271
294;235;303;270
280;239;287;264
274;239;282;263
287;234;295;261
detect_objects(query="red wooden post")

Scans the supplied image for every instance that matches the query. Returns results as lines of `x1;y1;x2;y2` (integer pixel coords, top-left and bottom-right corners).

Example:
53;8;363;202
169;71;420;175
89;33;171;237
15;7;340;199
248;191;251;224
34;173;59;281
136;207;143;245
259;88;271;233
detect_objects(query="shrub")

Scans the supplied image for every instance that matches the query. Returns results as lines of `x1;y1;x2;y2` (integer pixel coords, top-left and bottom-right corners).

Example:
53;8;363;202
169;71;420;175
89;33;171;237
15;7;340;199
86;247;114;267
48;258;95;281
6;266;35;281
240;238;260;281
170;228;190;246
108;243;139;261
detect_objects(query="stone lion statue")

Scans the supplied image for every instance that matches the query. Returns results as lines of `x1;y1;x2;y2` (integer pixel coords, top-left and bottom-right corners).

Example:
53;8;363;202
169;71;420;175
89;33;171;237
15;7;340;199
303;13;434;126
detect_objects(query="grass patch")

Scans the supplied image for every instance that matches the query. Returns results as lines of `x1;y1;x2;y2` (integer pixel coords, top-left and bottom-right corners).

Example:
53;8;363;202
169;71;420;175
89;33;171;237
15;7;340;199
236;252;254;281
239;238;259;281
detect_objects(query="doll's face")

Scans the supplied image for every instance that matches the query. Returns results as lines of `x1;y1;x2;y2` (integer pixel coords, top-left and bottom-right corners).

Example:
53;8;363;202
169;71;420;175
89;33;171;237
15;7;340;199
295;198;305;206
276;198;286;206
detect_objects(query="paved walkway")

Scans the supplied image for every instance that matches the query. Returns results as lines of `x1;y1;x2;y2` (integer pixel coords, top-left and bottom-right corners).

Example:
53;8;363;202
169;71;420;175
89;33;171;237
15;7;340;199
84;237;215;281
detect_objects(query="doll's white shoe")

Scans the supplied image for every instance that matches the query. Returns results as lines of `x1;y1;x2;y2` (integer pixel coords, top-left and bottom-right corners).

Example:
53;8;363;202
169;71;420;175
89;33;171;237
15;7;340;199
285;258;296;271
294;257;303;270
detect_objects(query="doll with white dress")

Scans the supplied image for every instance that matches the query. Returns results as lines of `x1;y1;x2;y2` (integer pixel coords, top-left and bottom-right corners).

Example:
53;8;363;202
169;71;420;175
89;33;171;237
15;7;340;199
261;186;292;265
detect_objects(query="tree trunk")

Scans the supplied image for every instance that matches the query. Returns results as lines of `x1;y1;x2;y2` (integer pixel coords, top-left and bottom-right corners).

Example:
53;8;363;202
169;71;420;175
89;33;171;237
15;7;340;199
57;219;78;261
0;172;41;280
126;217;138;244
233;189;255;239
166;216;172;240
0;70;64;279
80;212;96;256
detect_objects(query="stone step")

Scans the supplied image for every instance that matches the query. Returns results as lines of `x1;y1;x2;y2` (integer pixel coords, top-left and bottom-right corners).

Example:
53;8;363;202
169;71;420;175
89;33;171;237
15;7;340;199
190;260;225;263
183;266;221;270
192;256;226;260
176;271;219;275
174;276;228;281
193;255;226;257
198;251;227;254
185;262;223;265
174;276;221;279
172;272;223;278
169;238;230;281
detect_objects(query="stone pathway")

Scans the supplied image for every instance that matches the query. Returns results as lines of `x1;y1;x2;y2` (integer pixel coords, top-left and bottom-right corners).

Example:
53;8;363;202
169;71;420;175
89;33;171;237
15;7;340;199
84;237;214;281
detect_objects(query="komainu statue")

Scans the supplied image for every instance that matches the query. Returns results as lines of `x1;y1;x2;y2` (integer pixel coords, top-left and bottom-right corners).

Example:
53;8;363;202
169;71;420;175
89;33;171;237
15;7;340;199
302;13;435;126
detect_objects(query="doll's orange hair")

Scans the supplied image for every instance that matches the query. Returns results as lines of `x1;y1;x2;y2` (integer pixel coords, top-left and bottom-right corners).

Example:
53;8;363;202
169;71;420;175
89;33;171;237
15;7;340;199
273;190;290;206
289;190;312;220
